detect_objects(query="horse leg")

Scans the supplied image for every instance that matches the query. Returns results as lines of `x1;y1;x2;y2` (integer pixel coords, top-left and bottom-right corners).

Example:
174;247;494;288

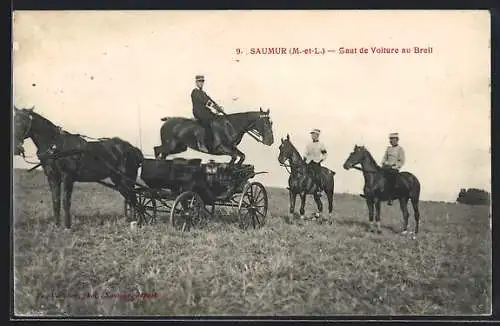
313;192;323;220
47;173;62;226
153;146;161;159
158;140;185;159
233;147;246;165
399;197;410;235
289;190;297;217
299;192;307;220
375;199;382;233
366;198;374;232
410;196;420;235
61;174;75;229
326;183;334;223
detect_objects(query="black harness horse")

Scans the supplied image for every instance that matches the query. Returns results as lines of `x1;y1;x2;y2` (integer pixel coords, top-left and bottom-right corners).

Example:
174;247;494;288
153;108;274;165
278;134;335;223
343;145;421;235
13;107;144;229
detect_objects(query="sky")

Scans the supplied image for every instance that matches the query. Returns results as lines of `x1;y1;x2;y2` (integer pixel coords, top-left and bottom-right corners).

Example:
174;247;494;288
12;10;491;202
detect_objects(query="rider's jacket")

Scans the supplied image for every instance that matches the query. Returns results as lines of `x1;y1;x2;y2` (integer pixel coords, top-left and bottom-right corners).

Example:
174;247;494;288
381;145;405;170
191;87;221;120
304;140;327;164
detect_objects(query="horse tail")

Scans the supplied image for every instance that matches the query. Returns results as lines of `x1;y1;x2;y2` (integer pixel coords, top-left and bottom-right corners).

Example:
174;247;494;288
408;173;421;232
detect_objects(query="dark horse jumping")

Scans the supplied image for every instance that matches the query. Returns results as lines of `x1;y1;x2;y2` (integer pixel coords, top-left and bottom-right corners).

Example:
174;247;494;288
278;134;335;223
343;145;421;236
153;108;274;164
13;106;144;229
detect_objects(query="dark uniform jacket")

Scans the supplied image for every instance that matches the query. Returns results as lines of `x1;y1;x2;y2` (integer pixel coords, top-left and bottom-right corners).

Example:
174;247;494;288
191;88;220;121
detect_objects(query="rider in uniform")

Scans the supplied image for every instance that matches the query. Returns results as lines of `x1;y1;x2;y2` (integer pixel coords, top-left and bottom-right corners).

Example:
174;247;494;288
191;75;224;152
304;128;327;196
380;132;405;205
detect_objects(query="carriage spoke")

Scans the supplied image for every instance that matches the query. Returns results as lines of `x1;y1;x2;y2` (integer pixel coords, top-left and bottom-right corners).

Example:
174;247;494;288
253;187;262;200
255;209;266;218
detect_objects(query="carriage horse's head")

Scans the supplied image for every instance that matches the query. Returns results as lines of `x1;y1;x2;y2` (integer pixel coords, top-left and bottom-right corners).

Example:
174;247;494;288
253;108;274;146
13;106;35;157
343;145;366;170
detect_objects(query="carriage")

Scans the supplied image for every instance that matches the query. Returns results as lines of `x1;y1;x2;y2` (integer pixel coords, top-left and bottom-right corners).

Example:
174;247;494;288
125;157;269;231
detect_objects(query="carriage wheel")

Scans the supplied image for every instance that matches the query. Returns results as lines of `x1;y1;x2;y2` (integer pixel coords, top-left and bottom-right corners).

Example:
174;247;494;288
170;191;205;232
134;190;157;224
238;182;268;230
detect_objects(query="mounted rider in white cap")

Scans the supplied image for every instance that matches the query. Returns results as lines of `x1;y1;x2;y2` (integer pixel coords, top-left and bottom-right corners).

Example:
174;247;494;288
191;74;225;152
303;128;327;195
381;132;405;205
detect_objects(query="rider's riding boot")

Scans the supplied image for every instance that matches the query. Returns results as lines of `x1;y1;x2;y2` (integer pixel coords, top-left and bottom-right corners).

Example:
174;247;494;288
387;199;393;206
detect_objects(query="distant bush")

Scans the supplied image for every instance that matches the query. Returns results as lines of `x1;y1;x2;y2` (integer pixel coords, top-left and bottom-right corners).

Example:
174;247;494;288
456;188;490;206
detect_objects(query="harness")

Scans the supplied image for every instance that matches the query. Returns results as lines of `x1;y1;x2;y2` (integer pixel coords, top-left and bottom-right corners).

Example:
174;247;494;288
15;111;107;171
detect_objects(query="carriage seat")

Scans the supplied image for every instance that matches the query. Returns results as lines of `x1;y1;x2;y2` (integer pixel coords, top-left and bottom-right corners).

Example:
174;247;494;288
171;158;202;181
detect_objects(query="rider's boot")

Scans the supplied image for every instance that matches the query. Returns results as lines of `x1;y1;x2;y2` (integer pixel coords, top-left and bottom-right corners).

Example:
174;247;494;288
387;180;394;206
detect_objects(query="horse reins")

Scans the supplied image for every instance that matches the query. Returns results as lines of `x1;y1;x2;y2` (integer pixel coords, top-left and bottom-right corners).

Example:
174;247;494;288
279;162;292;174
216;109;268;144
351;165;379;174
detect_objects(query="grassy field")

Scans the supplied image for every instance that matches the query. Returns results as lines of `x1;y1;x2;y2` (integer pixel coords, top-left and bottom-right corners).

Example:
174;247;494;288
13;169;491;316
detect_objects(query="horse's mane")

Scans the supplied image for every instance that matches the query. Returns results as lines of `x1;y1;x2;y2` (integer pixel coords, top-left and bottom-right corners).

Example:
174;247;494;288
26;110;61;132
285;138;302;159
359;146;380;169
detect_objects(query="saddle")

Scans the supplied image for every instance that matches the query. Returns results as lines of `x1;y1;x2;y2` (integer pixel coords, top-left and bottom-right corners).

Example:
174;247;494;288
381;170;405;195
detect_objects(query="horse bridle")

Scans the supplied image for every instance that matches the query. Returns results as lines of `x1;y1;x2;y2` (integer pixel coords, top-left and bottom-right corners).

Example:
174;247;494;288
15;110;67;167
14;111;33;158
350;164;378;174
242;112;271;144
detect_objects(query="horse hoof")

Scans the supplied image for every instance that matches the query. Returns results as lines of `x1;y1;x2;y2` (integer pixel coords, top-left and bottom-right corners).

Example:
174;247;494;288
300;215;305;220
411;235;417;240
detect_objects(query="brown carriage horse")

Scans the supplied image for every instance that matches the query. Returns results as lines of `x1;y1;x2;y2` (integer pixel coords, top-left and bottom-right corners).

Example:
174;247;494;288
153;108;274;164
13;106;144;229
342;145;421;235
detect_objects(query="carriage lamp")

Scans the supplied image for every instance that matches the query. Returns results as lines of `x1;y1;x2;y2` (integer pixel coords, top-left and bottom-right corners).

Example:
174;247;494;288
205;160;218;184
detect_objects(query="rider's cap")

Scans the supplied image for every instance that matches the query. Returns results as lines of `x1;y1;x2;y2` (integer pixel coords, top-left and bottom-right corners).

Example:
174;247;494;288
389;132;399;139
195;75;205;81
310;129;321;135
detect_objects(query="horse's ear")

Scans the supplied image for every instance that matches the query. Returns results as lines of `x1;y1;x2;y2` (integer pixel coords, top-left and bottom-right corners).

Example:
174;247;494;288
266;108;270;114
286;134;290;140
280;137;284;143
28;106;34;112
259;107;263;112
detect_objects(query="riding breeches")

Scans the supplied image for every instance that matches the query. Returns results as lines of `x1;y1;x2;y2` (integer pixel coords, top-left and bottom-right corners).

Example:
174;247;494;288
308;161;322;184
